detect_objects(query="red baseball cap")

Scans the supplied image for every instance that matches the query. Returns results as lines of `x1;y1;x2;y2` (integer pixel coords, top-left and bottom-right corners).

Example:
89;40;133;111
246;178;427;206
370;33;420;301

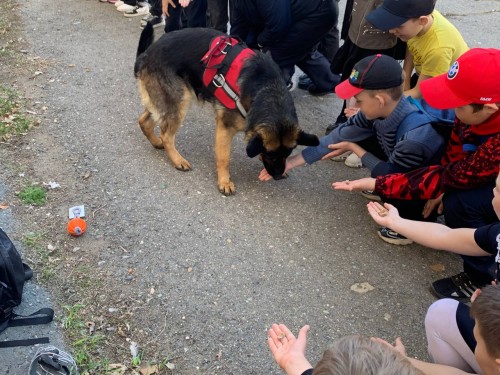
421;48;500;109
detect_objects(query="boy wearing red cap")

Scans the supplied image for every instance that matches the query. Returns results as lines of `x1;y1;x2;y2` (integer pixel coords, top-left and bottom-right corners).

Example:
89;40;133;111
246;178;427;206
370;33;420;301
260;54;448;230
333;48;500;300
366;0;468;99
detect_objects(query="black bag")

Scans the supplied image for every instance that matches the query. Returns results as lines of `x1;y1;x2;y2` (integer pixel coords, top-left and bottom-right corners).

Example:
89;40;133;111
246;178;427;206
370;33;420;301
0;228;54;347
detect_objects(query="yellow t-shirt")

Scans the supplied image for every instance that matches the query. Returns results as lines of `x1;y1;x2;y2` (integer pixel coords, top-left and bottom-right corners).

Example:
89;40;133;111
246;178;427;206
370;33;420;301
408;10;469;77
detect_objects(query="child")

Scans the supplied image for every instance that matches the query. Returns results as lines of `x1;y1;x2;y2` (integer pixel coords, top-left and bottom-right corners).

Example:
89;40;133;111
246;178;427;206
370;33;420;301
333;48;500;300
269;286;500;375
366;0;468;99
325;0;405;134
366;181;500;373
260;54;447;243
268;324;423;375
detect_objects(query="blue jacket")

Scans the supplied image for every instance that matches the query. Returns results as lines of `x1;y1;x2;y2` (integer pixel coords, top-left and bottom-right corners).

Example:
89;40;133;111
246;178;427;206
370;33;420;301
301;96;446;177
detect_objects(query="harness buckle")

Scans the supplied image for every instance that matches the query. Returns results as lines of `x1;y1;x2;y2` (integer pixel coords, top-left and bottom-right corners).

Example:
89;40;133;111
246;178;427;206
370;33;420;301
212;74;225;88
220;41;232;55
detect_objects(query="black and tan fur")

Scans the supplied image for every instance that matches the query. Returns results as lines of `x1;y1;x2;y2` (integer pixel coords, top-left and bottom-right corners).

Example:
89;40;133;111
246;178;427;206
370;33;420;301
134;25;319;195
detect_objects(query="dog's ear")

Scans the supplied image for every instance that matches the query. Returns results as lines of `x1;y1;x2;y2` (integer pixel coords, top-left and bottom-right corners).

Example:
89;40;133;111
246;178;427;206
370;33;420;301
246;134;265;158
297;131;320;146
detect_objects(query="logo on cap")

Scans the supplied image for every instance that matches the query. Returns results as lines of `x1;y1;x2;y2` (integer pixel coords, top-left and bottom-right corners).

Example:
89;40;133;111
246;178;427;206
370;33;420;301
350;69;359;83
447;61;459;80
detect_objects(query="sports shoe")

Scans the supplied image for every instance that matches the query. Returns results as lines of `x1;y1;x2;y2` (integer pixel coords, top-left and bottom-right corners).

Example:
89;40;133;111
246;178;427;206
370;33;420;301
116;3;136;11
431;272;482;301
360;190;381;201
115;1;125;7
326;114;348;135
308;84;334;96
298;74;313;90
344;152;363;168
330;151;352;162
99;0;108;3
123;5;150;17
108;0;118;3
140;15;165;28
377;227;413;245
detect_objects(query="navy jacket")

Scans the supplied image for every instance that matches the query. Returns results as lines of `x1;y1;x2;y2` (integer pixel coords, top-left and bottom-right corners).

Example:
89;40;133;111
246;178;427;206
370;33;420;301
230;0;325;48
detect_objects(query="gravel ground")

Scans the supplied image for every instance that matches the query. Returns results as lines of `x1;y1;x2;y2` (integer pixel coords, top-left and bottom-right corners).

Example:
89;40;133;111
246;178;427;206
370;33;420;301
0;0;499;373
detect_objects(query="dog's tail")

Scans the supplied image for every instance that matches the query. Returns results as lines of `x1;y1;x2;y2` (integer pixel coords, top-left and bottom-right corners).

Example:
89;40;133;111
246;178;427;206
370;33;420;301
134;22;154;76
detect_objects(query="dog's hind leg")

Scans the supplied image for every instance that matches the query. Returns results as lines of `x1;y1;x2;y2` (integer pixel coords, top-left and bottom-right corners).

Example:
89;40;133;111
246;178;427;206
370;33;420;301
214;110;242;195
139;110;163;149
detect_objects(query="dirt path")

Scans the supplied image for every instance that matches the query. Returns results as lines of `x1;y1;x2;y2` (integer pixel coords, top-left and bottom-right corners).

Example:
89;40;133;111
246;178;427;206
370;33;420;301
1;0;499;373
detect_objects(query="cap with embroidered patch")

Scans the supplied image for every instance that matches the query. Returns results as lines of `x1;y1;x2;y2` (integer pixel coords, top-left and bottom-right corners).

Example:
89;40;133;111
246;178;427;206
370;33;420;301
335;54;403;99
366;0;435;31
421;48;500;109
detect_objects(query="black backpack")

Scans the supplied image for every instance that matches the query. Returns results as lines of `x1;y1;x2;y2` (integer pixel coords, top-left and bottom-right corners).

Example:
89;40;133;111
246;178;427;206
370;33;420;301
0;228;54;347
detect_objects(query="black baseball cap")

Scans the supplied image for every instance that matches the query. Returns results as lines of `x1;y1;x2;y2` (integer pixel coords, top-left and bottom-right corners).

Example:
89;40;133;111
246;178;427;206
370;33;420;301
335;54;403;99
366;0;436;31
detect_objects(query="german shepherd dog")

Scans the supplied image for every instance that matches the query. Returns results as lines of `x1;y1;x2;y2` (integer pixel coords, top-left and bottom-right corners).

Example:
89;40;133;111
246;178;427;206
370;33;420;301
134;25;319;195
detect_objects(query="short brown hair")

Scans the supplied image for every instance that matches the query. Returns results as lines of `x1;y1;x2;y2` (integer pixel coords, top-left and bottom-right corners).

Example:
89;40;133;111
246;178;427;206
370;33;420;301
312;335;424;375
366;85;404;101
471;284;500;358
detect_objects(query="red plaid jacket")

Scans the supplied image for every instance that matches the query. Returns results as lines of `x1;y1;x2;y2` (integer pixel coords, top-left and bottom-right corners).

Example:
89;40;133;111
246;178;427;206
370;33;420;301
374;111;500;200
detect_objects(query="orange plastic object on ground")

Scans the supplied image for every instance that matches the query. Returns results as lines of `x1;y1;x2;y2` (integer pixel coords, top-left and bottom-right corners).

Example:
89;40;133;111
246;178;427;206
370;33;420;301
67;218;87;236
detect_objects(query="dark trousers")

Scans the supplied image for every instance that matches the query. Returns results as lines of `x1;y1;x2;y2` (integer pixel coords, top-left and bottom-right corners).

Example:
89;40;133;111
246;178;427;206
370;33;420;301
207;0;231;33
164;0;207;32
443;182;498;284
270;0;340;91
150;0;162;17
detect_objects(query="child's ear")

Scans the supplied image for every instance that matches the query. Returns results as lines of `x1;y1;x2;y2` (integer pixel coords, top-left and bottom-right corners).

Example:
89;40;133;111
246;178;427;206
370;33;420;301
484;103;499;115
418;16;430;26
375;93;386;107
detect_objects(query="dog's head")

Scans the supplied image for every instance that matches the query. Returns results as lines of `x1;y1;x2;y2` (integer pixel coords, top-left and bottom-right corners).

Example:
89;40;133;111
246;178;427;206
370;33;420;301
246;128;319;179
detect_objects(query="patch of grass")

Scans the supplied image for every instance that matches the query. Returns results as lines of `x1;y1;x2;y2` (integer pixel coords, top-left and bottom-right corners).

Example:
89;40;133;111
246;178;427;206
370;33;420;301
18;184;46;206
0;85;34;140
61;304;112;372
22;231;45;247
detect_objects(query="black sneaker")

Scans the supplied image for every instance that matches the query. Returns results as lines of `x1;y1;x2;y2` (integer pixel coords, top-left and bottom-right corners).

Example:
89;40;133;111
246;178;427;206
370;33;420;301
325;114;348;135
377;227;413;245
431;272;482;302
298;74;313;90
308;84;334;96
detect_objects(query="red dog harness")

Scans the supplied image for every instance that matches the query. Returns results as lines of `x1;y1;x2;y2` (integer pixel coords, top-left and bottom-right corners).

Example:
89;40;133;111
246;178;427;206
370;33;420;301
201;36;256;118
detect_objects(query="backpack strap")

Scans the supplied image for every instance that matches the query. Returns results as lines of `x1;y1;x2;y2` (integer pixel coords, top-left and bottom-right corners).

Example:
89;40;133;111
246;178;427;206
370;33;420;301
0;308;54;348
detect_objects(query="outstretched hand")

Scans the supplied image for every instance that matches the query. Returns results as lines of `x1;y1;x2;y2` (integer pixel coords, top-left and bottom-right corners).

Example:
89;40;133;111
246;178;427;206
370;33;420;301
366;201;399;227
371;337;407;357
332;177;376;192
162;0;176;16
268;324;312;375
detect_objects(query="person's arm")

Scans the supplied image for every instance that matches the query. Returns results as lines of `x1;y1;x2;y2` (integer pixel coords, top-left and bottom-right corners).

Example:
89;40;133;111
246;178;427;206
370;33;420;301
402;49;414;92
268;324;313;375
366;201;490;256
404;73;431;99
373;338;476;375
301;112;375;165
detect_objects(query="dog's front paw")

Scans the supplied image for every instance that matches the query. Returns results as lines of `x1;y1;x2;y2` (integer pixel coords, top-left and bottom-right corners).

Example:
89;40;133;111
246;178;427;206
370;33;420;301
173;159;192;171
218;180;235;196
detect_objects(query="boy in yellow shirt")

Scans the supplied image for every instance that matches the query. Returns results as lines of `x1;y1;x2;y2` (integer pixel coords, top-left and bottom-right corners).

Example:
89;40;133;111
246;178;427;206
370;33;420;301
366;0;468;99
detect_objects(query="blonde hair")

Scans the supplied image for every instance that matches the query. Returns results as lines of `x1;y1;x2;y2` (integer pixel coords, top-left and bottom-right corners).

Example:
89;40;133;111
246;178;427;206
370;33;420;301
313;335;424;375
471;285;500;358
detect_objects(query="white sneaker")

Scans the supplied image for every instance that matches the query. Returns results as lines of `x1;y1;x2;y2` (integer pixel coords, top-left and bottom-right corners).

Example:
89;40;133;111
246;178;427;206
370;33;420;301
115;1;125;7
123;5;150;17
330;151;352;162
138;1;149;6
117;3;136;11
344;152;363;168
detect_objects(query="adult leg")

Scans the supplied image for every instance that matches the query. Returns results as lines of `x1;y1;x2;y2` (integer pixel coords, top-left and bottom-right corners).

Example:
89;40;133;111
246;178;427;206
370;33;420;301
207;0;228;33
186;0;207;28
425;299;480;373
164;0;183;32
269;0;339;91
